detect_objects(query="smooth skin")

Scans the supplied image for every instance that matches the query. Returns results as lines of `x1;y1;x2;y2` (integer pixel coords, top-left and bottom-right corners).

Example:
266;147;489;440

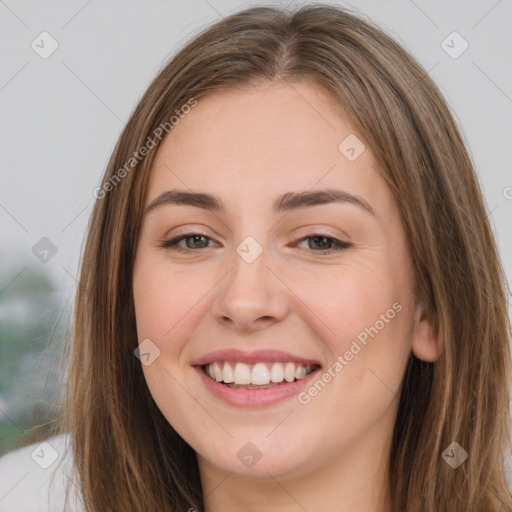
132;79;442;512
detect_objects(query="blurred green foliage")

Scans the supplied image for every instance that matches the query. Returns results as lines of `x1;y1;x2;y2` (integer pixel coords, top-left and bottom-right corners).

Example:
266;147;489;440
0;259;68;456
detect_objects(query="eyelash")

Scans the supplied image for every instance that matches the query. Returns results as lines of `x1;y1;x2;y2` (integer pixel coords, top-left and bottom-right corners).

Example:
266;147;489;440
159;233;351;254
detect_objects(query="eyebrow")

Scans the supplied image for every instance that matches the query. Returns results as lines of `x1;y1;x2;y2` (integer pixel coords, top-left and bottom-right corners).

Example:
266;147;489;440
143;188;375;216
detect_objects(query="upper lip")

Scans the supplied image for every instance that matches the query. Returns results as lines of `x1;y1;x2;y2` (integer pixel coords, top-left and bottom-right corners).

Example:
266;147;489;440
191;348;322;367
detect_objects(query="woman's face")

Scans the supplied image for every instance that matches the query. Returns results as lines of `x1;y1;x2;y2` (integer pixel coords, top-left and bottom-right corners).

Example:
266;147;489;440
133;80;439;483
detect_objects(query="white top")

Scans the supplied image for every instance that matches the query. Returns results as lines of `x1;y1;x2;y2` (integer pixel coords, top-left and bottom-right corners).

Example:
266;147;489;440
0;434;84;512
1;433;512;511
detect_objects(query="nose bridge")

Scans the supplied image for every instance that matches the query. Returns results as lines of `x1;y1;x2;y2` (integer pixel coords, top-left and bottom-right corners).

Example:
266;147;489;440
212;230;287;329
229;232;273;299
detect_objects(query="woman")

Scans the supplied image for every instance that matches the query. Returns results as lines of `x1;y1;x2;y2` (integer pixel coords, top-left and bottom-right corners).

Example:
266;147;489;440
1;3;511;511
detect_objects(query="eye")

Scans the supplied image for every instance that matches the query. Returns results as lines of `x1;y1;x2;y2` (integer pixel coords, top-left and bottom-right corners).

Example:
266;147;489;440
160;233;218;251
293;234;351;253
160;232;351;254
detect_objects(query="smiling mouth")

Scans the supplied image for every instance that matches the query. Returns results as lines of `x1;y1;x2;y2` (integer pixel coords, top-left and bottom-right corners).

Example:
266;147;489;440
202;360;321;389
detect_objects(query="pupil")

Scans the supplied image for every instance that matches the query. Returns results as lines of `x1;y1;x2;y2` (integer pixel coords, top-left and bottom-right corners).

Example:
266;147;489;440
311;236;330;250
188;235;207;248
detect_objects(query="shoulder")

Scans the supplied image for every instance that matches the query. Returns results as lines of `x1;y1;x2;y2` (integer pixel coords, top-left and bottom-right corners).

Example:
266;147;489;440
0;433;84;512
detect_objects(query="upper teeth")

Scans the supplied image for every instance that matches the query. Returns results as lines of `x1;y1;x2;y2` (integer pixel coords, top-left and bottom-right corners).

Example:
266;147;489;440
204;361;316;385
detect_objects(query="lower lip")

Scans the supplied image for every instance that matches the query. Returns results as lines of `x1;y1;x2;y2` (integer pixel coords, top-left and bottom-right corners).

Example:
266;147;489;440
194;365;321;408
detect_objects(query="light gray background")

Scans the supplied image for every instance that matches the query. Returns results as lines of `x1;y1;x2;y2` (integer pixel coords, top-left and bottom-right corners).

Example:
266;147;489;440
1;0;511;301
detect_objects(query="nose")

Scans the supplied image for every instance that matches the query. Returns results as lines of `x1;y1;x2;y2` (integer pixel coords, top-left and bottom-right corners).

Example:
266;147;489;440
211;241;288;332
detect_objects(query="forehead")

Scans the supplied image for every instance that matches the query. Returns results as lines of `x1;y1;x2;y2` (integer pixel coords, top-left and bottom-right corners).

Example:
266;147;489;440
145;81;394;217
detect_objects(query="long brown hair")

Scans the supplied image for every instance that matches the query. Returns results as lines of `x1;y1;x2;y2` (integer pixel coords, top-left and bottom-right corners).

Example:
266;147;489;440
58;3;512;511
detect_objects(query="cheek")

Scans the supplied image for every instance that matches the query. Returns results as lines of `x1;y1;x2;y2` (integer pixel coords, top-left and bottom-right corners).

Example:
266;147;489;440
291;257;399;342
290;256;412;394
133;262;207;438
133;261;207;342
